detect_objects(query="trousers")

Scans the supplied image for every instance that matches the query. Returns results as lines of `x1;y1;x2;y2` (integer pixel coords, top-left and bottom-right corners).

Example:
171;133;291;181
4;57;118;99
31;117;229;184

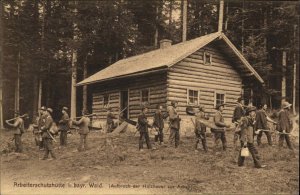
43;138;56;159
60;131;68;146
278;134;293;149
14;134;23;153
238;142;261;168
257;131;272;146
195;131;207;152
154;128;164;143
78;134;88;151
169;128;180;148
139;131;152;150
213;131;227;150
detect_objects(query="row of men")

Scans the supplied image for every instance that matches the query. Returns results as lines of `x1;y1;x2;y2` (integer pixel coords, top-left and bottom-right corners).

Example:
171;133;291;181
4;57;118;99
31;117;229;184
5;99;294;165
136;99;294;168
5;106;91;160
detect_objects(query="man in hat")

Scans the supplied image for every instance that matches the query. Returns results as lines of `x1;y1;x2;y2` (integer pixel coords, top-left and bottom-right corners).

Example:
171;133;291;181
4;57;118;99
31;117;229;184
5;111;24;153
211;103;230;151
195;105;209;152
137;104;152;151
237;106;265;168
255;104;277;146
41;108;56;160
106;107;117;133
277;101;293;150
59;107;70;146
168;100;181;148
232;97;245;148
72;109;90;151
153;104;167;145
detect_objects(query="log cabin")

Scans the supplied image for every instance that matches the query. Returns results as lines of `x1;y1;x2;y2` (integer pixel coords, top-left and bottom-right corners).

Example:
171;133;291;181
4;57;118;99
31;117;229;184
77;32;264;134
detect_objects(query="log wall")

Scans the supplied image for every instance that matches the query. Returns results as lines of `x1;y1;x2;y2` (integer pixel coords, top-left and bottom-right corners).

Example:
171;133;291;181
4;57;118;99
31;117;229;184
167;44;243;134
91;72;167;127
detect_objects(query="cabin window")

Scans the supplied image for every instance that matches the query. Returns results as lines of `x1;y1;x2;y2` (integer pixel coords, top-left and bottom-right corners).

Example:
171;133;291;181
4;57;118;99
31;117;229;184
188;89;199;105
141;89;150;103
103;94;110;108
215;92;225;107
204;51;212;65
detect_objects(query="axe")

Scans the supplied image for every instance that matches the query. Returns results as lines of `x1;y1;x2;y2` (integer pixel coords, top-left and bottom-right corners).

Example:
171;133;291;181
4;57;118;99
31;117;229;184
74;113;96;119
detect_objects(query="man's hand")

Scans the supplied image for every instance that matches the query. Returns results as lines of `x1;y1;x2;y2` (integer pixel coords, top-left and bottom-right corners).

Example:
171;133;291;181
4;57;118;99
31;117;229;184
255;130;261;135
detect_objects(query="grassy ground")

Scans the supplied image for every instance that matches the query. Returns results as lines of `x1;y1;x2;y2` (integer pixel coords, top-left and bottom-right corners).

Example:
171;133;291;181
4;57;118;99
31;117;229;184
0;127;299;195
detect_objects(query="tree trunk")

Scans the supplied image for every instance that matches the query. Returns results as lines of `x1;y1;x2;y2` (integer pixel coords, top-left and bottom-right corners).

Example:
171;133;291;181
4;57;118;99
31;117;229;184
282;51;287;102
182;0;187;42
82;56;88;111
293;25;297;114
15;51;20;112
71;1;78;118
0;2;3;129
154;5;159;47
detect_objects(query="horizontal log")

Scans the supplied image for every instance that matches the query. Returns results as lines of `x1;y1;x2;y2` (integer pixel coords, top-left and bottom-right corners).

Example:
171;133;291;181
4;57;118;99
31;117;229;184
173;62;240;80
178;60;239;75
167;79;241;93
168;74;241;88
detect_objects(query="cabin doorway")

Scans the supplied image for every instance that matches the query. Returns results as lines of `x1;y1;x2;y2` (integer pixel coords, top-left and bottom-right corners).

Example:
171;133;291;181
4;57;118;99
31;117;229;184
120;90;128;119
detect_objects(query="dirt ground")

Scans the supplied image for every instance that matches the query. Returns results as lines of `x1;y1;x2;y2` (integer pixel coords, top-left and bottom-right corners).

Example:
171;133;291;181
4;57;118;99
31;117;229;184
0;126;299;195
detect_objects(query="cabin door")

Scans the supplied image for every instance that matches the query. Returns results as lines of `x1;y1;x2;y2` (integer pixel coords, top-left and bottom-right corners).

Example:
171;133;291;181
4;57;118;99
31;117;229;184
120;90;128;119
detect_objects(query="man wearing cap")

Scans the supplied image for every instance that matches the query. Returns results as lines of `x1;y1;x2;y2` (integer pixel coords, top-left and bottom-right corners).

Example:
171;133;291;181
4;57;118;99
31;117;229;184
5;111;24;153
237;106;265;168
277;101;293;150
59;107;70;146
255;104;277;146
137;105;152;151
41;108;56;160
106;107;117;133
212;103;230;151
168;101;181;148
195;105;209;152
72;109;90;151
232;97;245;148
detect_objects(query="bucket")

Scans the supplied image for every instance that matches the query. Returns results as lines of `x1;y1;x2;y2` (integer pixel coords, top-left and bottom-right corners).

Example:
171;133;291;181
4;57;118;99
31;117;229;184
241;146;249;157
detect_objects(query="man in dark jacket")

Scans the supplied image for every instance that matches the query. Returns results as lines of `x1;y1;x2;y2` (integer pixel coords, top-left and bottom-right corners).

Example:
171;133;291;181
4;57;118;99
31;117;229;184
153;104;166;145
237;106;266;168
212;103;230;151
138;105;152;151
41;108;56;160
277;101;293;150
232;97;245;147
168;101;181;148
59;106;70;146
195;105;209;152
255;104;277;146
5;111;24;153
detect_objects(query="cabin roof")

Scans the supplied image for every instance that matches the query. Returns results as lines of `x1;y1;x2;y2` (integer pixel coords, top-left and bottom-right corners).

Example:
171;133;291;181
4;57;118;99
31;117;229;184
77;32;264;86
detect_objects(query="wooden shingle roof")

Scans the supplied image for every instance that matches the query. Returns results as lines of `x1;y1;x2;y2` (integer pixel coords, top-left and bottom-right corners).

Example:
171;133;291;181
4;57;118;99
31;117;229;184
77;32;264;86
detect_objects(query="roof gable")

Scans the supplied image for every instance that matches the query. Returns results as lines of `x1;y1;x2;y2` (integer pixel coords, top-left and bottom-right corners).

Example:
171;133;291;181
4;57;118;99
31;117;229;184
77;32;263;86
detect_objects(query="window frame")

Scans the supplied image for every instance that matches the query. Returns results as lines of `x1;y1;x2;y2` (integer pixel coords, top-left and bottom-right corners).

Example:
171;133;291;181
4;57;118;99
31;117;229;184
102;94;110;108
187;88;200;106
203;51;213;65
214;91;226;107
140;88;150;104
